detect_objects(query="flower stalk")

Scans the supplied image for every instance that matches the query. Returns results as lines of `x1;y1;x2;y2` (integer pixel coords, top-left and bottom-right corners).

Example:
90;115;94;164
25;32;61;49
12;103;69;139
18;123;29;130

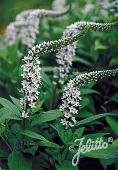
5;7;70;48
55;21;118;84
60;68;118;129
20;21;118;118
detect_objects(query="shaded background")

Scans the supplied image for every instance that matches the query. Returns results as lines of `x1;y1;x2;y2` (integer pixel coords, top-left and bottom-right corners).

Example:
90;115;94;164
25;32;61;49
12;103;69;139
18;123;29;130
0;0;52;34
0;1;118;169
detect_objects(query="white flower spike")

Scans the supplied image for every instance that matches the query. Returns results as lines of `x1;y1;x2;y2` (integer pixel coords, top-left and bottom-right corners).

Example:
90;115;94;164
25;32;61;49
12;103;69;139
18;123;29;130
5;7;70;48
60;69;118;129
56;21;118;84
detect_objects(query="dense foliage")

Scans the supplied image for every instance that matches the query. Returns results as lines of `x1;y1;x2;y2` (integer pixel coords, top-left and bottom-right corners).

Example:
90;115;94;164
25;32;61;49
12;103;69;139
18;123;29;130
0;0;118;170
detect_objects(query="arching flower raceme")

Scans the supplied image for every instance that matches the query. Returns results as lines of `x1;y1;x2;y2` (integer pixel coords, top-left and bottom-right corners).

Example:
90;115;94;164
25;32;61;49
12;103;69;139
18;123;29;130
56;21;118;85
56;22;85;85
60;69;118;129
5;7;69;48
20;31;86;118
20;21;118;118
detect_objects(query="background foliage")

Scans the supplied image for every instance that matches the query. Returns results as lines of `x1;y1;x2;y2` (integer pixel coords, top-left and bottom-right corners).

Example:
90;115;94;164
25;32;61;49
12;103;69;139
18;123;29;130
0;0;118;170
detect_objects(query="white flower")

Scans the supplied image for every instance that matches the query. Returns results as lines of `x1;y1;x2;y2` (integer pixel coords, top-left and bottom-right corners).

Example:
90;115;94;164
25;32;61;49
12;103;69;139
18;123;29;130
60;78;81;128
21;111;29;118
55;22;86;84
52;0;66;11
60;118;69;128
60;69;118;128
55;21;118;85
5;8;69;48
5;10;41;48
64;112;71;118
20;50;41;118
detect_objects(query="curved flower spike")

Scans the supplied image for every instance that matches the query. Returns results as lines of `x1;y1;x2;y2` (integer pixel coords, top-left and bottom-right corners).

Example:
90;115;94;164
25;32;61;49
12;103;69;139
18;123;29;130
56;21;118;84
20;22;117;118
60;68;118;129
27;30;87;56
5;7;70;48
21;30;87;118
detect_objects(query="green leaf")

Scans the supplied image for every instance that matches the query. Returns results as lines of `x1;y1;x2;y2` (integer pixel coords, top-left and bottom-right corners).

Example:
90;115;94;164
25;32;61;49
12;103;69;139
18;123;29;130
21;130;60;148
83;133;108;142
31;100;44;113
51;124;73;145
111;139;118;148
77;111;93;118
0;97;21;116
10;96;22;111
79;98;90;109
41;71;53;88
94;40;108;50
46;148;62;164
0;125;5;135
0;107;21;123
106;117;118;136
109;57;118;66
73;56;92;66
73;127;85;140
8;152;32;170
80;89;101;95
84;148;118;159
75;113;117;126
38;140;60;148
21;130;48;141
23;146;38;155
11;123;22;134
31;110;63;126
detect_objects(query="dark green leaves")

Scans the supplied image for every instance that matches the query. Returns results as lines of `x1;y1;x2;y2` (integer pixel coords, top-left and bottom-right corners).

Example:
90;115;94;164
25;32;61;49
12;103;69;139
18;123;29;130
10;96;22;111
31;110;63;126
83;148;118;159
75;113;117;126
0;97;21;123
8;152;32;170
21;130;60;148
0;97;20;114
106;117;118;136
